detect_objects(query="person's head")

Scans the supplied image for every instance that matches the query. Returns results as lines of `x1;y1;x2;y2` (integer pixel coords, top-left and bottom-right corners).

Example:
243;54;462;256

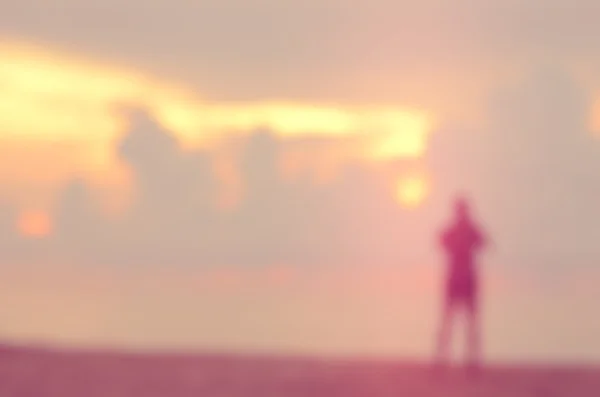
453;196;470;220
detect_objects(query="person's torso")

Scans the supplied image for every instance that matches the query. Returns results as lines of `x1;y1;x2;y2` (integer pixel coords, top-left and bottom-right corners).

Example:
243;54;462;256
443;221;481;279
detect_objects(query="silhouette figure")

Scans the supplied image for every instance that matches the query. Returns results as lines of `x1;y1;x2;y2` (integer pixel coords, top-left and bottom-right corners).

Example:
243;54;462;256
435;196;487;372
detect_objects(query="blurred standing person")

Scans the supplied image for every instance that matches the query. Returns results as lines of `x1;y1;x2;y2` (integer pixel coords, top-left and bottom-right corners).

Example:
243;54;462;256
434;196;488;374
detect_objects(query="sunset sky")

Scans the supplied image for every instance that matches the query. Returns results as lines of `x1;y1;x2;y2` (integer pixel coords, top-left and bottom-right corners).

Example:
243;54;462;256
1;0;600;362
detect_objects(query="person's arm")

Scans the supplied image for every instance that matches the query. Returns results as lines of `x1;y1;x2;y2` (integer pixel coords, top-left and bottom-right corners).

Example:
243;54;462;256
473;225;489;250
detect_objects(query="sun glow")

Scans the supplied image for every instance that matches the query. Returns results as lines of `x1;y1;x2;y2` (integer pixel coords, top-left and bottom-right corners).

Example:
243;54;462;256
396;175;429;208
17;210;52;238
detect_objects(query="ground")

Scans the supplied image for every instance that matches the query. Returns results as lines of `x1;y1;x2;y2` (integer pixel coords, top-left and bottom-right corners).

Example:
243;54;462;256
0;345;596;396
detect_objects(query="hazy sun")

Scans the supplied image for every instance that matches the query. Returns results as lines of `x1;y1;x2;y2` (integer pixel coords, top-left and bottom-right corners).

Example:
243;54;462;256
396;176;429;208
17;210;52;238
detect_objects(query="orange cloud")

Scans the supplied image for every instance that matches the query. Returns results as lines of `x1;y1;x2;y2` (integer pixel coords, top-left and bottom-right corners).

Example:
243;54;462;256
0;38;436;214
0;39;434;153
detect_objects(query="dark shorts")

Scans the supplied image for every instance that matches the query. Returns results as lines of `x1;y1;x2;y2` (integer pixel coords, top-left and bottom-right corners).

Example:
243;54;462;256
446;275;478;310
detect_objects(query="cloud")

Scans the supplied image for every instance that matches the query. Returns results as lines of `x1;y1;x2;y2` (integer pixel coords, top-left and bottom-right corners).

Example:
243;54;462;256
426;65;600;269
0;63;594;281
0;39;432;194
3;0;600;116
0;35;598;273
25;107;430;267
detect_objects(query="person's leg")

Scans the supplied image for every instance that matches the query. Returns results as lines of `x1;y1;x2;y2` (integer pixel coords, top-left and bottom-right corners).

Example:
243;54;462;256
465;283;481;371
434;289;454;366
